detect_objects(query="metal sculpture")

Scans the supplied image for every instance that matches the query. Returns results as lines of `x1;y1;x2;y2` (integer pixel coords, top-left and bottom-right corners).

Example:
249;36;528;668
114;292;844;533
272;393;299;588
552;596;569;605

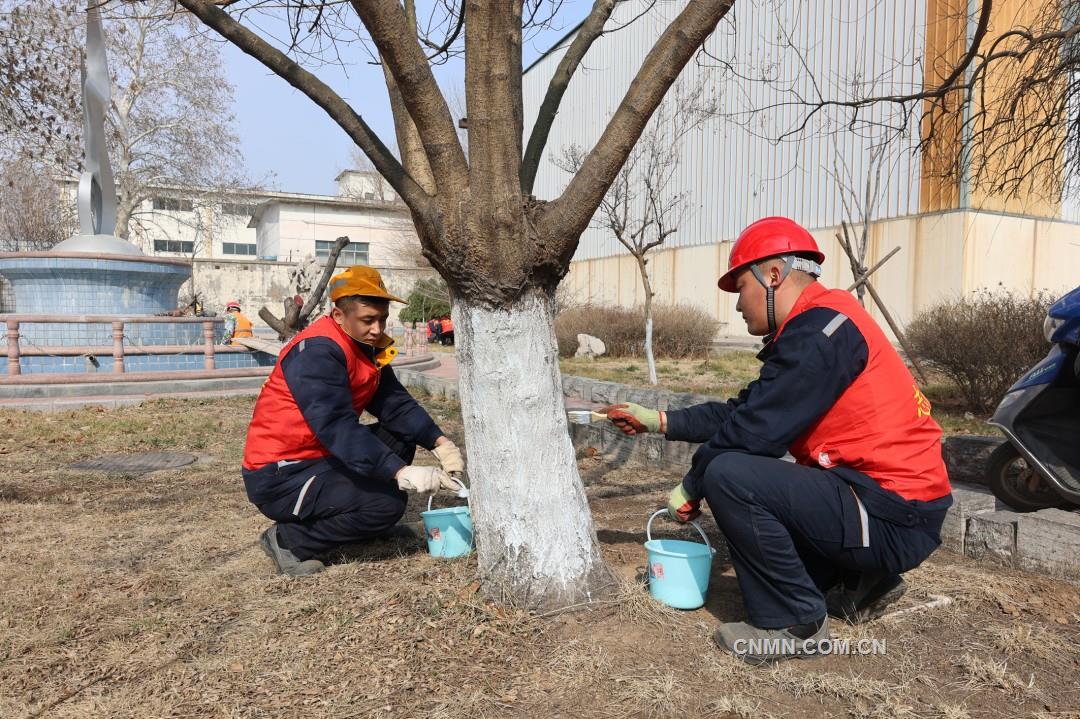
77;1;118;237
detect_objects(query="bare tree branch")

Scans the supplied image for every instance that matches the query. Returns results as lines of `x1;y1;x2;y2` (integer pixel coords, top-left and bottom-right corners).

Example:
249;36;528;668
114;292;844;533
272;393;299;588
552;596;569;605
299;235;350;321
381;0;435;195
174;0;432;215
520;0;616;194
349;0;468;194
538;0;734;256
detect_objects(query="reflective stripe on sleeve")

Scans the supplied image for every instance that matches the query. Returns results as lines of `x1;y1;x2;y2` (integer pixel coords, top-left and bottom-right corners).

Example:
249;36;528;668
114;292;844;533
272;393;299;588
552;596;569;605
822;313;849;338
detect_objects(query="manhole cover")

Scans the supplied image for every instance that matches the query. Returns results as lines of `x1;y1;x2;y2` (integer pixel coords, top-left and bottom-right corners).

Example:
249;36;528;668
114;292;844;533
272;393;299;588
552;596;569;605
70;452;199;473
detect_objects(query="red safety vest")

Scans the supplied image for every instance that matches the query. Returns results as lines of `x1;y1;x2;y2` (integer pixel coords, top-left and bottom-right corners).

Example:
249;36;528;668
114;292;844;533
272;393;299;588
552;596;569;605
242;315;395;470
778;283;951;502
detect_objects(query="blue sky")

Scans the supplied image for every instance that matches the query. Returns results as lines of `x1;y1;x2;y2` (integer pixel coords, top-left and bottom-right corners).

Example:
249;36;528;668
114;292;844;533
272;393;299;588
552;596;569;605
224;5;590;196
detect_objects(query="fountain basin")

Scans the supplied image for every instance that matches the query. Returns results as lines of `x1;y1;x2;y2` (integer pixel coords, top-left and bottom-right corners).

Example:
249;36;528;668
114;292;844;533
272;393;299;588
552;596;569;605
0;251;192;314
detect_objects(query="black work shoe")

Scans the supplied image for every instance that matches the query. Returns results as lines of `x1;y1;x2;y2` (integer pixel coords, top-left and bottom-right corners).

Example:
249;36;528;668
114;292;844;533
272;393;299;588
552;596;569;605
713;617;829;665
259;525;326;577
825;572;907;624
375;523;420;541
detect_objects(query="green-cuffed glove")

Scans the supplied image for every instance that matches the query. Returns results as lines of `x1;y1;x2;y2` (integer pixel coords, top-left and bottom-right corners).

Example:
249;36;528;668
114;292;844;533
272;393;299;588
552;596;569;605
605;403;661;435
667;483;702;523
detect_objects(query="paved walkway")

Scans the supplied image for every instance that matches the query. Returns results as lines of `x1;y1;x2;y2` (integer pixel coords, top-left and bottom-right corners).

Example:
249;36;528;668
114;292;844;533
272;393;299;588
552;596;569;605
418;351;458;381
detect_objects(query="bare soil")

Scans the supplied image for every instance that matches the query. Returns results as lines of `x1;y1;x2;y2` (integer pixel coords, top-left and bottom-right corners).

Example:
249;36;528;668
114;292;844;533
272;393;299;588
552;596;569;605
1;396;1078;718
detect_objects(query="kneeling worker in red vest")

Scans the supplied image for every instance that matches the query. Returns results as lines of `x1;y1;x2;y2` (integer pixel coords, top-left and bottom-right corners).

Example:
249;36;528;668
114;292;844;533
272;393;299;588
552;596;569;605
606;217;952;664
243;266;464;576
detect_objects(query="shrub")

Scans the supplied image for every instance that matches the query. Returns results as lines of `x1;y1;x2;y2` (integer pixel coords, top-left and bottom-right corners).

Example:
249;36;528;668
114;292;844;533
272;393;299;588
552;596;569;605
399;278;451;323
906;289;1054;413
554;303;716;358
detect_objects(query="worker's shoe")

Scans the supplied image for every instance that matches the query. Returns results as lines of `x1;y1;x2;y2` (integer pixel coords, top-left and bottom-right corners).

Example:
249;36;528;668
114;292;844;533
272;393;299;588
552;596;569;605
713;617;829;665
717;613;825;665
259;525;325;577
375;523;419;541
825;572;907;624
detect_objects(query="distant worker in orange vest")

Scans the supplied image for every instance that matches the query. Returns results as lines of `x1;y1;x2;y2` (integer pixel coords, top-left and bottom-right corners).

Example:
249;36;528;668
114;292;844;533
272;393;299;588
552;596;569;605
605;217;952;664
439;315;454;346
241;266;465;576
223;300;253;346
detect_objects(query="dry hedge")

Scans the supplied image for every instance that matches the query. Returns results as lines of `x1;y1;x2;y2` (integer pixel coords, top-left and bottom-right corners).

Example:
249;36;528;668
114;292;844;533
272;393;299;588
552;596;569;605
906;289;1054;412
554;303;715;358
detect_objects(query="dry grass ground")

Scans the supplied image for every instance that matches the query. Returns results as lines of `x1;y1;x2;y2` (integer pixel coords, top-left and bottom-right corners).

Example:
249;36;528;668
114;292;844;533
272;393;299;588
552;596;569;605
2;396;1078;718
559;354;995;436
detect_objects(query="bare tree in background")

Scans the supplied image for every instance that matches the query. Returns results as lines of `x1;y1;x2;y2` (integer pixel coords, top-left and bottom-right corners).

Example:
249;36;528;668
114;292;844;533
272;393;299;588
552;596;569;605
105;0;247;240
170;0;735;608
0;2;80;168
345;150;395;203
0;157;77;251
1;0;248;243
829;138;890;307
556;78;717;384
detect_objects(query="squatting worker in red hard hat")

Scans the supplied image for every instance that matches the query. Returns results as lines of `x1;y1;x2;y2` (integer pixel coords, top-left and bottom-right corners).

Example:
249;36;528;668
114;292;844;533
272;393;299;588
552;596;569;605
604;217;952;663
242;266;465;576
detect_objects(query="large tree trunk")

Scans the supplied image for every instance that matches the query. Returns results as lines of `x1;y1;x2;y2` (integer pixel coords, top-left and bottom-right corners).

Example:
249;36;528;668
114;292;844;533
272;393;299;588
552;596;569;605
175;0;735;612
453;288;613;609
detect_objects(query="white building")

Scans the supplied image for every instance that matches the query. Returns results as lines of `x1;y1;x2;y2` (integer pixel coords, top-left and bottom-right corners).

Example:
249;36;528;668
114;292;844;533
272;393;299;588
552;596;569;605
35;170;433;327
112;170;423;269
523;0;1080;338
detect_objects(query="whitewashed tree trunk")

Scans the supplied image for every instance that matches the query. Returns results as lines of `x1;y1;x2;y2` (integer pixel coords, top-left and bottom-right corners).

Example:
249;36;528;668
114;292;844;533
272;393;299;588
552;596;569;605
644;314;657;385
638;257;658;385
453;290;613;609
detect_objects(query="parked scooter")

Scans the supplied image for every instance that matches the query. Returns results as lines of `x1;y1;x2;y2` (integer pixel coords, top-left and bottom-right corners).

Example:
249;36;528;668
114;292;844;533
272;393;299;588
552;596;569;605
987;285;1080;512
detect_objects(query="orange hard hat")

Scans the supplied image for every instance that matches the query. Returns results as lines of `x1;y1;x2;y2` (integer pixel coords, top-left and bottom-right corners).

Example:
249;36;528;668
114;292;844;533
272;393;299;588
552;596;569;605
328;265;406;303
718;216;825;292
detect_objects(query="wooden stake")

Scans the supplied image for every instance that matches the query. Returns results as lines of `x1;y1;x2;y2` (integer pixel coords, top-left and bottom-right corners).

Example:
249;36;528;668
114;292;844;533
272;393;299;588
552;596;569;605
835;231;929;385
846;245;901;292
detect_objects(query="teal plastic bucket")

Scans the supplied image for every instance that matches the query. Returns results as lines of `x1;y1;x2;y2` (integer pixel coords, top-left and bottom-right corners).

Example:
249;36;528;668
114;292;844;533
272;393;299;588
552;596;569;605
421;477;473;558
643;509;715;609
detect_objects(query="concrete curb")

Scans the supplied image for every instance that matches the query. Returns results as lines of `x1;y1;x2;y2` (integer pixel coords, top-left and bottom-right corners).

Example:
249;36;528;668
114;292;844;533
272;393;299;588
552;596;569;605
396;365;459;398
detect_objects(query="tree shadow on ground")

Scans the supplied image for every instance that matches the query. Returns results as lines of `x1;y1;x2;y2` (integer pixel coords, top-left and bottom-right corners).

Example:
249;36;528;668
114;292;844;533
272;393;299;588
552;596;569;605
324;535;425;565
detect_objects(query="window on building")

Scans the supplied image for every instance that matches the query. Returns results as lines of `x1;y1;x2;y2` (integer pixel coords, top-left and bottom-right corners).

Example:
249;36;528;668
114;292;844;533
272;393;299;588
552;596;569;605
153;239;195;254
221;202;257;217
316;240;369;266
151;197;194;212
222;242;257;256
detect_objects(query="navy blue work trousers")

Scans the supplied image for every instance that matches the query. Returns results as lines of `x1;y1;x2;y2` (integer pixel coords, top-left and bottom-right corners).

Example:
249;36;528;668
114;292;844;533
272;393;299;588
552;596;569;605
242;424;414;560
699;452;950;628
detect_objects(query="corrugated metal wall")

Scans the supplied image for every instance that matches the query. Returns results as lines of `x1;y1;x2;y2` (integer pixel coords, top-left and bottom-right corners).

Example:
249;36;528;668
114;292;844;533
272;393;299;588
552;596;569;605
523;0;928;260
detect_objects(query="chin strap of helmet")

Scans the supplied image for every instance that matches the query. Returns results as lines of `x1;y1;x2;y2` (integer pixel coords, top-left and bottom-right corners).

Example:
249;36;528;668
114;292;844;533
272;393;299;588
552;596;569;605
749;255;823;333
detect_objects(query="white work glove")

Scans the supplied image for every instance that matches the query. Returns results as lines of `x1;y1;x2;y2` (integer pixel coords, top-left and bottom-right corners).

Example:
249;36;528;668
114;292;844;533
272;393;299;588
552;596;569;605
395;465;447;495
432;440;465;476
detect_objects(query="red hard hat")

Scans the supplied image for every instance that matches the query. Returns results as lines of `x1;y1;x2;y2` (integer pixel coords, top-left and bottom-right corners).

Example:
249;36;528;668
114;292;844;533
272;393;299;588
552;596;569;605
718;216;825;292
226;300;241;311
